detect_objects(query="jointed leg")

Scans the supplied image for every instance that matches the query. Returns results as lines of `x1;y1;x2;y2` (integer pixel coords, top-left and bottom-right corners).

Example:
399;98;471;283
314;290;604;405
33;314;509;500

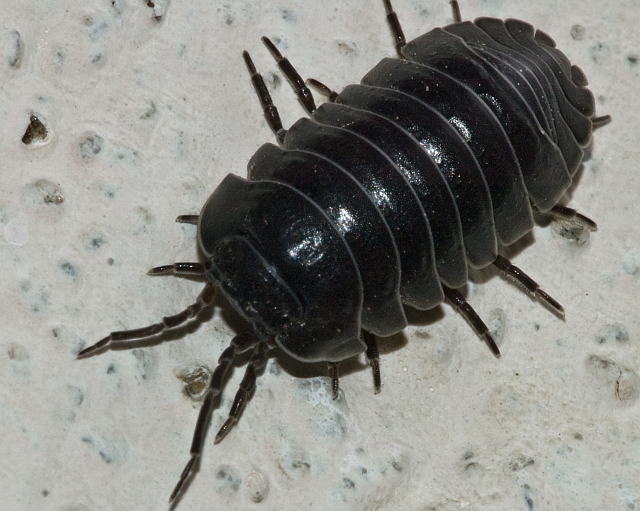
383;0;407;57
592;115;612;129
76;282;217;359
443;286;501;358
362;331;381;394
307;78;338;102
243;50;287;144
327;331;381;399
451;0;462;23
492;255;564;316
175;214;199;225
147;262;208;277
545;204;598;232
328;362;340;400
261;36;316;115
383;0;462;58
169;332;270;503
214;342;271;443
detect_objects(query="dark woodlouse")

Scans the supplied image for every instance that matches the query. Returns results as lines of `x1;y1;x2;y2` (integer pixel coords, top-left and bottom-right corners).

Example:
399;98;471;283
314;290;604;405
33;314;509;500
77;0;611;503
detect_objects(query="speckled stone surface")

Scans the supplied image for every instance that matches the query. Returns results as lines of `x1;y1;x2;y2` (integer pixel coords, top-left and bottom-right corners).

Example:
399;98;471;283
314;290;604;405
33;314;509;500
1;0;639;510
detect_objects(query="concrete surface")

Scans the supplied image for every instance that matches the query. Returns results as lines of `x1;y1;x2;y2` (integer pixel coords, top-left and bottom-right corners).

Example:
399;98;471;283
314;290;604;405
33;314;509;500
1;0;639;510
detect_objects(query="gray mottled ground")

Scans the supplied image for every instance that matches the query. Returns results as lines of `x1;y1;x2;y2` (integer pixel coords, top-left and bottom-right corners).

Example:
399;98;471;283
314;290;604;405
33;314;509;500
1;0;639;510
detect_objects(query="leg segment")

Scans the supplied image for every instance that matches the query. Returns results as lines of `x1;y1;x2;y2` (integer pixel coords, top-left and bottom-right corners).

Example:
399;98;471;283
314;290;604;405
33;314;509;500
307;78;338;102
76;282;216;359
443;286;501;358
175;214;199;225
450;0;462;23
383;0;461;56
492;255;565;316
327;331;381;399
383;0;407;57
546;204;598;232
169;332;268;503
214;342;271;442
243;50;286;144
147;262;208;277
261;36;316;115
592;115;612;129
328;362;340;400
362;331;381;394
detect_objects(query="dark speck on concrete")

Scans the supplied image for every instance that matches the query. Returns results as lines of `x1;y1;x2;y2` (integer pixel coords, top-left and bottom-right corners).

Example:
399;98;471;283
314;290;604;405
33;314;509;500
66;385;85;421
570;24;585;40
140;101;157;120
596;324;630;345
508;455;534;472
281;9;296;22
132;349;157;381
589;42;610;65
268;360;281;375
216;466;241;491
106;364;116;374
59;262;77;279
80;434;129;465
524;492;534;510
82;435;113;464
86;236;106;250
22;115;48;145
177;366;211;401
54;50;65;69
342;478;355;489
265;72;281;91
88;20;109;41
391;460;403;472
79;133;104;159
291;460;310;471
20;282;49;313
111;0;125;15
8;29;24;68
68;385;84;407
8;343;29;361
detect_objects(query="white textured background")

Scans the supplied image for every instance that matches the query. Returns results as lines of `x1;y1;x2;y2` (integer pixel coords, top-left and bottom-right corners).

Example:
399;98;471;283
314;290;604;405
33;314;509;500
1;0;639;510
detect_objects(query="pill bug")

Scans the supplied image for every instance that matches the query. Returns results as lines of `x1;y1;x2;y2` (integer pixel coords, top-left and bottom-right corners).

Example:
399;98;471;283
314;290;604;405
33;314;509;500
77;0;611;503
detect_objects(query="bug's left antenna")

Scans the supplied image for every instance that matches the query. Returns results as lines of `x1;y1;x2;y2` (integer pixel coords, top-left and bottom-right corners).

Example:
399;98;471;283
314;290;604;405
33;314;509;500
76;280;216;359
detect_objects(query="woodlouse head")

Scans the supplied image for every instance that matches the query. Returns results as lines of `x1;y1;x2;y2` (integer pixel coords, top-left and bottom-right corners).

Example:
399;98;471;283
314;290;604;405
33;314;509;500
198;173;365;363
